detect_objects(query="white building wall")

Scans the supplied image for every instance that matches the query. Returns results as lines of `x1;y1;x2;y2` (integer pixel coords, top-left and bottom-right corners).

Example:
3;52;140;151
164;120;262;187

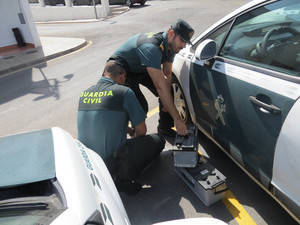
30;0;111;22
0;0;41;48
21;0;41;47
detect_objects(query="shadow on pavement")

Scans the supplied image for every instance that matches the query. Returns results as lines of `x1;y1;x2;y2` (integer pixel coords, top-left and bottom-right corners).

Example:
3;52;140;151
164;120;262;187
120;131;296;224
196;131;298;225
0;66;73;105
120;149;233;225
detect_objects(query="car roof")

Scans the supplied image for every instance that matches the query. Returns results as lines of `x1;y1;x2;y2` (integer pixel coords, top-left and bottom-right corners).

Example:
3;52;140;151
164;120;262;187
0;129;56;188
193;0;270;43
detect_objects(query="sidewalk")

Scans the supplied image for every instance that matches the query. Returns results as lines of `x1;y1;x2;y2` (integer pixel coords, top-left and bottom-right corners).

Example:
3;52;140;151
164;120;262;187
0;5;128;78
0;37;87;77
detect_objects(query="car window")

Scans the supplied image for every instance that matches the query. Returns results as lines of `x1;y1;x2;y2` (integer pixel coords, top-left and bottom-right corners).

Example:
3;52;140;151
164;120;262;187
193;22;232;54
219;0;300;77
206;23;232;53
0;180;66;225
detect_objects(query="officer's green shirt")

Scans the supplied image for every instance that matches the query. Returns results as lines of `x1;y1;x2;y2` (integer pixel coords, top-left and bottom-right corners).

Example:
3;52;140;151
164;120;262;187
77;77;146;161
112;32;175;74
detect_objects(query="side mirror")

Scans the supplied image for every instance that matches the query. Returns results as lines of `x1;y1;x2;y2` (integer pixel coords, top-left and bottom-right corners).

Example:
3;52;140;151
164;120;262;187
195;39;217;61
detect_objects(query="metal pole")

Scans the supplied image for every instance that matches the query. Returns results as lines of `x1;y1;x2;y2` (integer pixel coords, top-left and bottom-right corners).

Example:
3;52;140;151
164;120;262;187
39;0;45;7
65;0;72;7
92;0;98;19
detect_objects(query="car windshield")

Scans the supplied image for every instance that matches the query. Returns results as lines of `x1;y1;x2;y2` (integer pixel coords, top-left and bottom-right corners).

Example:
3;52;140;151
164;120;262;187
234;0;300;31
220;0;300;77
244;2;300;25
0;179;66;225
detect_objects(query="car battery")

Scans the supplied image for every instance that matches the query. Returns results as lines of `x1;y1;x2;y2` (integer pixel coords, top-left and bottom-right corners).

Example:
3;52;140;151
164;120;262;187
174;124;198;151
173;124;199;167
173;125;227;206
174;151;198;168
174;157;227;206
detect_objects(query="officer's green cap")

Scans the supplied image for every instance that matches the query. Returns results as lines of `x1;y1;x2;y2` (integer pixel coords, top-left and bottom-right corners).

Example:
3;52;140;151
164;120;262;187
171;19;194;44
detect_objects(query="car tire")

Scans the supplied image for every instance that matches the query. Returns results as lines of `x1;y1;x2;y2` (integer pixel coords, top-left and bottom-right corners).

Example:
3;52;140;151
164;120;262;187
73;0;78;5
140;0;145;5
172;76;191;123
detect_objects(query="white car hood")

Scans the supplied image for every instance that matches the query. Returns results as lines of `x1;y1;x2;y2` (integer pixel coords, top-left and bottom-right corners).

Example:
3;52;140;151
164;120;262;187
153;218;227;225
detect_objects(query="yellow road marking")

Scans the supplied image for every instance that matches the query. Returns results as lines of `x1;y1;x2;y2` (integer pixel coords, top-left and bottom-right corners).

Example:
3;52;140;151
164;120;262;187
197;150;203;156
74;104;257;224
223;190;257;225
197;147;257;225
148;106;257;224
147;106;159;118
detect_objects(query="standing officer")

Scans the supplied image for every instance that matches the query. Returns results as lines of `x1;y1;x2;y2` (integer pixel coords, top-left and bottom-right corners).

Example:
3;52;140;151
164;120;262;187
77;61;165;195
108;19;194;137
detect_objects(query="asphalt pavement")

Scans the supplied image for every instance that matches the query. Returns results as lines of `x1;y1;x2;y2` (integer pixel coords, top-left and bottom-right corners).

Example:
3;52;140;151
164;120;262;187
126;107;298;225
0;1;298;224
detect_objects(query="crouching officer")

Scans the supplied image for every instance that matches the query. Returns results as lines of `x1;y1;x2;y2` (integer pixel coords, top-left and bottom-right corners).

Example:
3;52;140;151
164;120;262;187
77;61;165;195
108;19;194;137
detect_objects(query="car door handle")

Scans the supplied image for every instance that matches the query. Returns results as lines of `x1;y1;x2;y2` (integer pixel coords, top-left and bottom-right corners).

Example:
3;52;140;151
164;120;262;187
249;96;281;114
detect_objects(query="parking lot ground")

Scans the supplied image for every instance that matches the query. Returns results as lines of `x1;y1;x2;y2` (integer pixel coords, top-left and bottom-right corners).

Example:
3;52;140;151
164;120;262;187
120;106;298;225
1;0;299;223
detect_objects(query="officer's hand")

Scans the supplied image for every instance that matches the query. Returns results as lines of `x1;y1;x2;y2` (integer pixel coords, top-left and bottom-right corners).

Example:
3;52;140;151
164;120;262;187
175;119;188;136
127;127;135;137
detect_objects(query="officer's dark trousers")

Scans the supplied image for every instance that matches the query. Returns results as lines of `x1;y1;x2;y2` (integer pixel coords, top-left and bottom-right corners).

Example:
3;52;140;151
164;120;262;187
115;134;165;181
125;73;174;130
125;72;157;114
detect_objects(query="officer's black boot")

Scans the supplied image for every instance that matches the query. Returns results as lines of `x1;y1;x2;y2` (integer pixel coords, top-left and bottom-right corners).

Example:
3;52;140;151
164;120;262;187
157;110;176;138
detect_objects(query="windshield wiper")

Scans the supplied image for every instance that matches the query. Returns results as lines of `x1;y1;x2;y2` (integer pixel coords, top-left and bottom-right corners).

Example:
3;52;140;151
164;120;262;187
0;202;48;212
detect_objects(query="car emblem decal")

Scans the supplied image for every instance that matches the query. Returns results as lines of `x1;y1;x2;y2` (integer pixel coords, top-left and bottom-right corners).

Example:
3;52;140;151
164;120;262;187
214;95;226;126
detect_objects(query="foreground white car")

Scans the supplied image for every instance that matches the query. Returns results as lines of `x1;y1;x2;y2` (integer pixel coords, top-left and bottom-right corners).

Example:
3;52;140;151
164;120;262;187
172;0;300;222
0;128;227;225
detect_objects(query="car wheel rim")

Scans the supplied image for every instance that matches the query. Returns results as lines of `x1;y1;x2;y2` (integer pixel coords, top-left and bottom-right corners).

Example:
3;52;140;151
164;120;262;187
172;82;187;122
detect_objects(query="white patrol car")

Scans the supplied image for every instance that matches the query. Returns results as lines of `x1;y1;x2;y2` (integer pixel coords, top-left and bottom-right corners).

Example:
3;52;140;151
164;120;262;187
0;127;227;225
171;0;300;222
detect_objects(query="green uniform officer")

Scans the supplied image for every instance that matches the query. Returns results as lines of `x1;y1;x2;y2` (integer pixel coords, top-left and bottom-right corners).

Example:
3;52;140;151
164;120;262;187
77;61;165;195
109;19;194;137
